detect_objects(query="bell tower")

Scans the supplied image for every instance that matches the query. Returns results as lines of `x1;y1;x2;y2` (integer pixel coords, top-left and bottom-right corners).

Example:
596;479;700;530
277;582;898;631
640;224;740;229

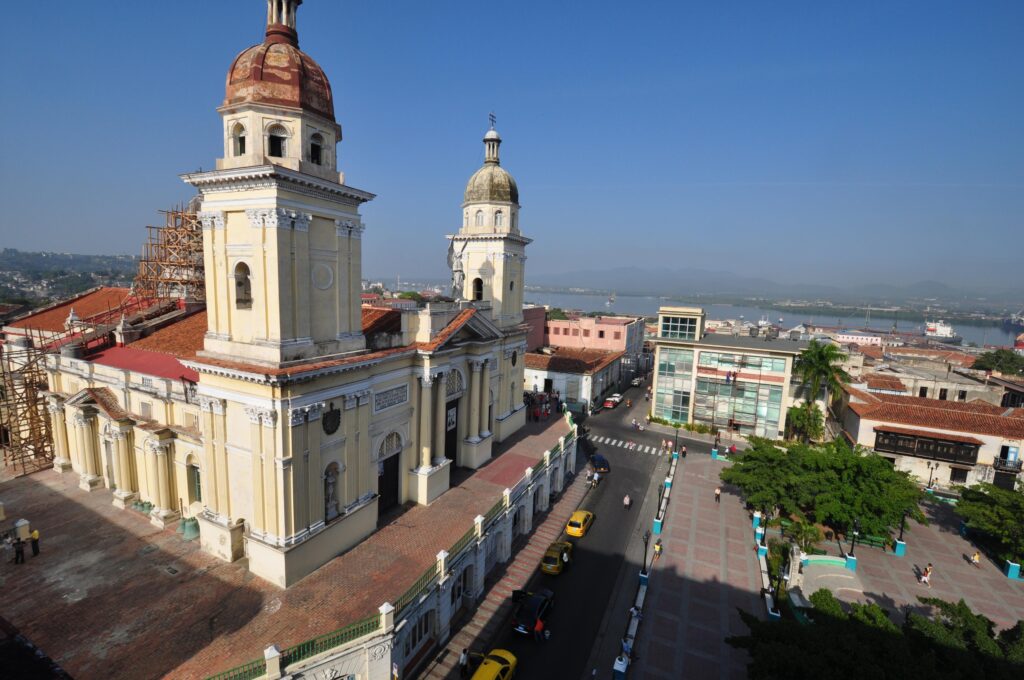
182;0;372;366
451;120;531;329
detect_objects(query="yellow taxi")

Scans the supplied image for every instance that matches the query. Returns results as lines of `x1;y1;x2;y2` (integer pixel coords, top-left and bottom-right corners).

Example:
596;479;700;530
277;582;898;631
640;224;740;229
566;510;594;538
471;648;517;680
540;541;573;575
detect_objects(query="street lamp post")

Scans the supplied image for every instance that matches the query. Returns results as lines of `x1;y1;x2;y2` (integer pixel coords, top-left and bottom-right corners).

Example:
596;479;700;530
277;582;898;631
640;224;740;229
849;518;860;557
641;529;652;574
672;424;680;454
926;461;937;488
898;510;908;542
760;509;768;546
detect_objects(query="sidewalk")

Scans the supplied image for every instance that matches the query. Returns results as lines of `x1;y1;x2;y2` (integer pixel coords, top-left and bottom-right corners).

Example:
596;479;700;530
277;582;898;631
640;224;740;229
421;471;591;679
628;455;762;679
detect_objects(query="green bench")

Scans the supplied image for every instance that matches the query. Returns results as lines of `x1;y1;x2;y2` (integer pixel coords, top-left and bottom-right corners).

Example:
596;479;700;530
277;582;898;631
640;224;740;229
859;534;889;550
807;547;827;556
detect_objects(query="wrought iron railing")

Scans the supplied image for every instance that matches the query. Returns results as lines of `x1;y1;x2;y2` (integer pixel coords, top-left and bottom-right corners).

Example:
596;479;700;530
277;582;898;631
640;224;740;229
394;564;440;616
205;659;267;680
994;458;1023;473
280;614;381;667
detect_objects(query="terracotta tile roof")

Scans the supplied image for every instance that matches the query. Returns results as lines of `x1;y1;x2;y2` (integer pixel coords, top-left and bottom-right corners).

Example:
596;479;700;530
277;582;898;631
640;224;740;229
189;309;478;381
84;387;130;421
360;306;401;336
872;424;984;446
525;347;624;375
130;311;207;359
7;287;133;332
847;390;1024;439
863;373;908;393
89;346;200;382
856;344;884;360
885;347;976;367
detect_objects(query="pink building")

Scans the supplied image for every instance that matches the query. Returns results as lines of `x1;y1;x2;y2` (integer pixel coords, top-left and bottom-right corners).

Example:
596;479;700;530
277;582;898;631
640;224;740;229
522;305;546;351
544;315;647;375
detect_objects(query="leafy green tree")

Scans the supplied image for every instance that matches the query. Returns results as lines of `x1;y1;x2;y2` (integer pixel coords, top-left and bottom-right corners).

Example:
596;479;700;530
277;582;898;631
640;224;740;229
972;349;1024;377
397;291;424;304
787;403;824;442
956;483;1024;564
790;521;823;551
729;591;1024;680
547;307;569;320
795;340;850;403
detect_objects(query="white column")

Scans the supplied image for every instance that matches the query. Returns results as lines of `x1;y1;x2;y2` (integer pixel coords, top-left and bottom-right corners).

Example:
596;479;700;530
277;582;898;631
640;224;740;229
479;359;491;438
433;372;447;464
419;376;434;469
468;361;481;441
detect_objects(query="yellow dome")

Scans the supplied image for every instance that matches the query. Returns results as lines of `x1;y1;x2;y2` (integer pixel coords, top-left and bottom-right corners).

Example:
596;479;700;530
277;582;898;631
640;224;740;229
463;127;519;204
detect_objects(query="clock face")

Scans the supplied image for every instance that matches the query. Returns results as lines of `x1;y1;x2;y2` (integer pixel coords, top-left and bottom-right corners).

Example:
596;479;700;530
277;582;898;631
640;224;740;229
322;403;341;435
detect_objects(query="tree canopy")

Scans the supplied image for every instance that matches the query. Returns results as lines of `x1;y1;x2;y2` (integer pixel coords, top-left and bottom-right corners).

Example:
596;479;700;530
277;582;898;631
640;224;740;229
720;438;924;537
729;589;1024;680
795;340;850;402
956;483;1024;564
786;403;824;442
972;349;1024;377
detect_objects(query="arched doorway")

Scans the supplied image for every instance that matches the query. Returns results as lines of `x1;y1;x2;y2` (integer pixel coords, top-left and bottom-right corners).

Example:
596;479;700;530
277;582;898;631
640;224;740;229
377;432;402;513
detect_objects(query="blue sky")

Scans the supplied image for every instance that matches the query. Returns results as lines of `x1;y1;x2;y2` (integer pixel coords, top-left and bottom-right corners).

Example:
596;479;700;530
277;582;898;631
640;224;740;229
1;1;1021;290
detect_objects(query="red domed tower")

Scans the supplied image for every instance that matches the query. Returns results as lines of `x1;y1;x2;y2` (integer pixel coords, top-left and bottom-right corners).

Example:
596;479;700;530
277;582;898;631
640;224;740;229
213;0;343;183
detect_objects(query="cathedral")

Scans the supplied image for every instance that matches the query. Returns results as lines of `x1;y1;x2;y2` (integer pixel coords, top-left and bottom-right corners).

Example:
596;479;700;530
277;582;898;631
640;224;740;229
33;0;529;587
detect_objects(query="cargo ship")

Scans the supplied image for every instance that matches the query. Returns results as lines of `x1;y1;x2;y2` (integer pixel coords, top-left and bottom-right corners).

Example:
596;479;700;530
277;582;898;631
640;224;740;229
924;319;962;345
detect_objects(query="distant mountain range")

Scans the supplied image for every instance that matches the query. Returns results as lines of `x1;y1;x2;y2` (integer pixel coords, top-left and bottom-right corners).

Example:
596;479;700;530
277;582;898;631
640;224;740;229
530;266;1023;306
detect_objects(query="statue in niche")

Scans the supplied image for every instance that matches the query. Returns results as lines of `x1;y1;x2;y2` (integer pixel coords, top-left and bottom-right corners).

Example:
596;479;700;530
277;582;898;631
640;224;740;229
448;239;468;299
324;465;339;521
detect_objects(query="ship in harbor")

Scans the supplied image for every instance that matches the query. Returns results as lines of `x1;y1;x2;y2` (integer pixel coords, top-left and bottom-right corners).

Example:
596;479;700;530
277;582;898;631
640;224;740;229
924;319;963;345
1003;308;1024;332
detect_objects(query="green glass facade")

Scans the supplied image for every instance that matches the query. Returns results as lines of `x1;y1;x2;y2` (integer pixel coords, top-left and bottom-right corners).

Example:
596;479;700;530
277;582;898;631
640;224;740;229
660;316;697;340
654;347;694;423
693;378;783;437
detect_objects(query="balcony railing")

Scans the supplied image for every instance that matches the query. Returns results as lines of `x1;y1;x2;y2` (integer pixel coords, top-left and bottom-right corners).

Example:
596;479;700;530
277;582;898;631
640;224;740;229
993;458;1023;473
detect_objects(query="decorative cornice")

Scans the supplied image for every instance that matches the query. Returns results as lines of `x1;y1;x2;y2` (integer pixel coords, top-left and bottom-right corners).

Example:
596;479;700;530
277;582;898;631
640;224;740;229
181;165;375;205
289;402;324;426
197;396;225;415
146;439;171;455
244;406;278;427
447;232;532;246
335;218;365;239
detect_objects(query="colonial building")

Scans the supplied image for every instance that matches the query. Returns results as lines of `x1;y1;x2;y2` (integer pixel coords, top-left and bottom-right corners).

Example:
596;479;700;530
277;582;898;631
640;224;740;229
34;0;528;587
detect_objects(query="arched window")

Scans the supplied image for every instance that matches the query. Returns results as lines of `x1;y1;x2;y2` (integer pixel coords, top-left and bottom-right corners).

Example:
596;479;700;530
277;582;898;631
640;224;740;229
186;459;202;504
472;278;483;301
309;133;324;165
267;124;288;158
234;262;252;309
474;210;484;227
494;211;503;228
231;123;247;156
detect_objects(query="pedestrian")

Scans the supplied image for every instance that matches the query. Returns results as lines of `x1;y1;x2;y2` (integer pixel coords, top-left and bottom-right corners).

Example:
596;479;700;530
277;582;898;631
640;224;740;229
971;551;981;568
14;537;25;564
621;636;632;658
585;469;594;485
681;445;687;458
533;617;545;641
715;487;721;504
593;472;601;488
653;539;663;563
920;563;933;587
30;529;40;557
561;548;571;566
623;494;631;510
458;649;469;678
629;605;642;621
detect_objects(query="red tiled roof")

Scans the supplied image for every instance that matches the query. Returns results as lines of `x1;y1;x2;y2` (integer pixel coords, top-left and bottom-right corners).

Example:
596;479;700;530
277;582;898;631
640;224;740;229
847;390;1024;439
130;311;207;359
360;306;401;336
885;347;975;367
872;425;984;446
525;347;623;375
89;346;200;382
8;287;132;332
83;387;131;421
863;373;908;392
856;344;884;360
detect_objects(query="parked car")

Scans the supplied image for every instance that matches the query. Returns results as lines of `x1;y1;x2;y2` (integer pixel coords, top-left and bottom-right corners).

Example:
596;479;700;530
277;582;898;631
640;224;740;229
631;377;643;387
511;588;555;635
589;453;611;474
471;649;517;680
566;510;595;537
540;540;574;575
602;393;623;409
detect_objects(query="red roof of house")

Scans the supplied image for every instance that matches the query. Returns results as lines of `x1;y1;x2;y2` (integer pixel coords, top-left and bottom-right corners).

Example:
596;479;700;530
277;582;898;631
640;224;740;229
89;346;200;382
8;287;133;332
872;425;984;446
846;388;1024;439
525;347;624;375
361;306;402;336
130;311;207;358
885;347;975;367
863;373;908;393
856;344;884;360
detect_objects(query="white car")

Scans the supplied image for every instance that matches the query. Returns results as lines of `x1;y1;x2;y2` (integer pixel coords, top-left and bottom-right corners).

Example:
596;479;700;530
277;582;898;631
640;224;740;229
631;377;643;387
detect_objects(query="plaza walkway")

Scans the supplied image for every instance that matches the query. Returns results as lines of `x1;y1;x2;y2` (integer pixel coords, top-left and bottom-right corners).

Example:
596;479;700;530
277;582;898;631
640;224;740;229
628;454;762;680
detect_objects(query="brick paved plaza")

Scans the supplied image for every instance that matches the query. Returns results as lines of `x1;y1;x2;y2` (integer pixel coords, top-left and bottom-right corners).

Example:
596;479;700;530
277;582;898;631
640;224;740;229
0;418;568;680
629;454;762;680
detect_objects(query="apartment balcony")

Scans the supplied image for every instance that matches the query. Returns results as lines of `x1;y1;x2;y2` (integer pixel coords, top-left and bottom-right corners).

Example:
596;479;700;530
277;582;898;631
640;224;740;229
993;458;1023;474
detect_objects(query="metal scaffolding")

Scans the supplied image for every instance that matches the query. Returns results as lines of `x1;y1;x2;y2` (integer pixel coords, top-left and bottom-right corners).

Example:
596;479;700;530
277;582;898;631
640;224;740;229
133;204;205;304
1;327;61;477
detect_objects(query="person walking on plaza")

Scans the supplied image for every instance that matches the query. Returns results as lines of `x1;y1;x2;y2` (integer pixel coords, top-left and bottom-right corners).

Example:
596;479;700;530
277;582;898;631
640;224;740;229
30;529;40;557
458;649;469;678
715;486;721;504
653;539;663;563
13;537;25;564
970;551;981;568
623;494;631;510
920;563;933;587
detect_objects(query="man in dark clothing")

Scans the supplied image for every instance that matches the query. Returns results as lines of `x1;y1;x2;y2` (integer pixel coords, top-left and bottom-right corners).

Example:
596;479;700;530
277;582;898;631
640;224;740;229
14;538;26;564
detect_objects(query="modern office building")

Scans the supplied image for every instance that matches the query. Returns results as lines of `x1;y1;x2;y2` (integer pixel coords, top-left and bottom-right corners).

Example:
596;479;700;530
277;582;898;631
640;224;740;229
651;306;809;438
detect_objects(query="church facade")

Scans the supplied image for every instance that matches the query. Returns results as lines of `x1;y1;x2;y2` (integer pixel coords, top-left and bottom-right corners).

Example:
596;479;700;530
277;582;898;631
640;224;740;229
36;0;528;587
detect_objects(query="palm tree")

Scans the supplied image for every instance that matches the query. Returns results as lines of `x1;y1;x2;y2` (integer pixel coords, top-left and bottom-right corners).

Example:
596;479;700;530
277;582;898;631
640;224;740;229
795;340;850;405
790;521;823;552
